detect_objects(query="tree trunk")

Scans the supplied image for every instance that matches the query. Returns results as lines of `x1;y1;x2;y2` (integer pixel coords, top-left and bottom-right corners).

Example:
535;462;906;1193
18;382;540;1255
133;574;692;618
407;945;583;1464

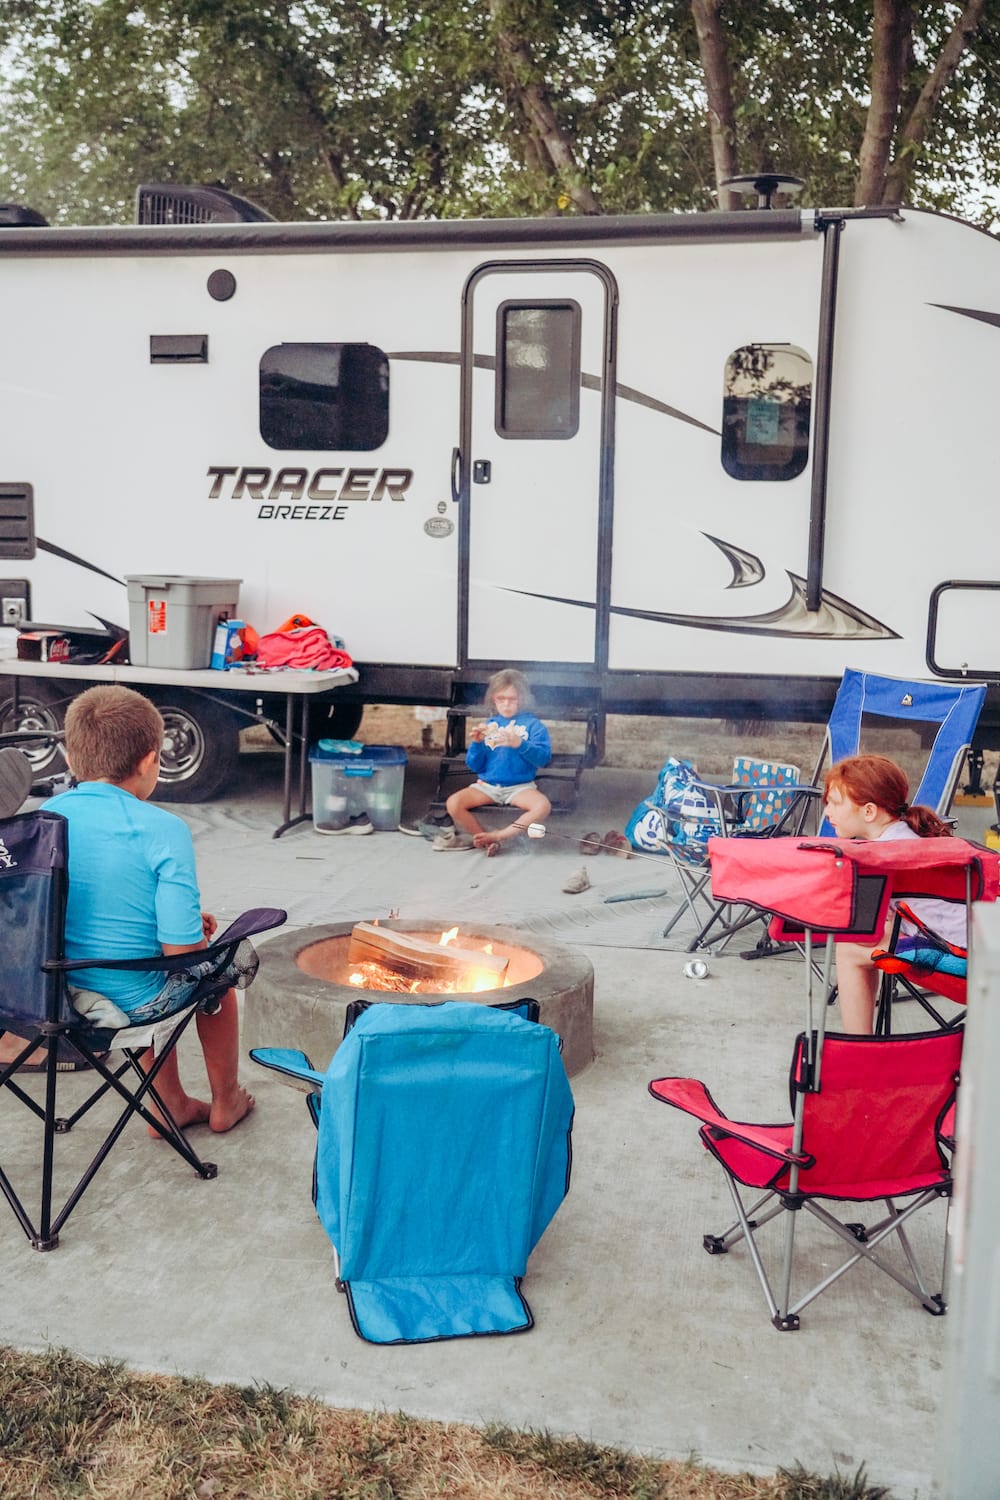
882;0;987;204
487;0;603;214
855;0;912;207
690;0;739;209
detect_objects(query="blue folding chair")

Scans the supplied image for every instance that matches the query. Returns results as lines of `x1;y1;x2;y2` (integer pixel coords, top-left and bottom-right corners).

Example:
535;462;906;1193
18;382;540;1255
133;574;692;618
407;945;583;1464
664;669;986;955
252;999;574;1344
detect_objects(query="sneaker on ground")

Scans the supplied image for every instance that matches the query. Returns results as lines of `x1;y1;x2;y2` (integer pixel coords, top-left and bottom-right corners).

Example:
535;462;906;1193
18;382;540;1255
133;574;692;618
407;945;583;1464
323;813;375;836
431;828;476;851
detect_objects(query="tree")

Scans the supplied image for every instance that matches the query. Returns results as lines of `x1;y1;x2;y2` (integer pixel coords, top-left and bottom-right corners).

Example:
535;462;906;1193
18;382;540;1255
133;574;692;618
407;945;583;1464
1;1;999;226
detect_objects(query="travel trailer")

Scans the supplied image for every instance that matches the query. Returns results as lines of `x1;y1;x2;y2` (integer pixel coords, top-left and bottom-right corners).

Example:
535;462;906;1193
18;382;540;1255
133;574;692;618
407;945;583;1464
1;184;999;798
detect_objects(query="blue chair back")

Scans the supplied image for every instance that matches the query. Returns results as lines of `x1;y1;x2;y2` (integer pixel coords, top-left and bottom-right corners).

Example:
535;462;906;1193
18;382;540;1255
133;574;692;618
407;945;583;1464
820;669;985;832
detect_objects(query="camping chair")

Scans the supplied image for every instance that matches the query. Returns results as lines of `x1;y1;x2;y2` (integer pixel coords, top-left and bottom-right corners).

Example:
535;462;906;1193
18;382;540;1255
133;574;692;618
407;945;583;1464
658;755;806;952
251;998;574;1344
872;902;969;1036
0;807;286;1250
650;1025;962;1330
664;669;987;956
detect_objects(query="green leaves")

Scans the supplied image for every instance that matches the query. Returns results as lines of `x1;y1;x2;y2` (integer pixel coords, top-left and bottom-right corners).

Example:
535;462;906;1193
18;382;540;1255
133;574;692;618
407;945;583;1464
0;0;997;225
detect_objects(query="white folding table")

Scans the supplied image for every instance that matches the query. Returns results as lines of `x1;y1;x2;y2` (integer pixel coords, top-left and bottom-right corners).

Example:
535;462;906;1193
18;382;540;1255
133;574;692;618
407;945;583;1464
0;657;359;837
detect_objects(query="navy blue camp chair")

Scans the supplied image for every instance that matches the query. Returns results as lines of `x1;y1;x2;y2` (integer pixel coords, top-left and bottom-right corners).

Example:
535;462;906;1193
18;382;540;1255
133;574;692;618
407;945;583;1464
252;999;574;1344
0;807;285;1249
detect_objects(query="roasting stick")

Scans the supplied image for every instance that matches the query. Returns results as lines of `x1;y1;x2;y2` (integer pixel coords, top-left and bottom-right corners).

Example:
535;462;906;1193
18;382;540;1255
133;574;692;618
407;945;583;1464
525;822;681;870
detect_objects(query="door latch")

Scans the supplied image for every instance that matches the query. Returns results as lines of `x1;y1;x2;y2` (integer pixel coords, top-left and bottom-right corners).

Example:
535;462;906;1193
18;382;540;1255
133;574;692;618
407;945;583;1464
472;460;492;484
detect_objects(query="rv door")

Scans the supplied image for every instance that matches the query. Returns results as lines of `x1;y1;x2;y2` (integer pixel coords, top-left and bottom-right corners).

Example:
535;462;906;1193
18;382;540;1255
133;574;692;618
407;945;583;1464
459;263;613;669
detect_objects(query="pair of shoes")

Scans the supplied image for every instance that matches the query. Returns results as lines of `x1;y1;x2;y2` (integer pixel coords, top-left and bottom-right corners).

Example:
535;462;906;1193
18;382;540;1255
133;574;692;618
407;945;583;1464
432;828;476;851
562;866;592;894
320;813;375;836
602;830;632;858
579;831;602;855
399;818;453;839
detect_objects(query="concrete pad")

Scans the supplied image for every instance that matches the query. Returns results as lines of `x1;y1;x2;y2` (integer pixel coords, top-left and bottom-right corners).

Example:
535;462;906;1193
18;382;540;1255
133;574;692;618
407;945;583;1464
1;749;969;1495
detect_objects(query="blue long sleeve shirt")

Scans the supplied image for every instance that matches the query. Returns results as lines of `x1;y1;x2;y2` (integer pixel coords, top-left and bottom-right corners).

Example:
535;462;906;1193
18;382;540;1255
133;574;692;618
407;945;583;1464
466;712;552;786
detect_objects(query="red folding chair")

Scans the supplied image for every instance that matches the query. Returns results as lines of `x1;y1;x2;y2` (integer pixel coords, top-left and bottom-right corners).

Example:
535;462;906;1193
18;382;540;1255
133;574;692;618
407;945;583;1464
872;901;967;1034
650;1027;962;1330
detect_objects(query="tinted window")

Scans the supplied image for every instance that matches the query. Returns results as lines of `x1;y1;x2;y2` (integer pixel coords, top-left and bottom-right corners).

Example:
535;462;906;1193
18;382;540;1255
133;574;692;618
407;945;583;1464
496;302;580;438
260;343;389;451
722;343;812;480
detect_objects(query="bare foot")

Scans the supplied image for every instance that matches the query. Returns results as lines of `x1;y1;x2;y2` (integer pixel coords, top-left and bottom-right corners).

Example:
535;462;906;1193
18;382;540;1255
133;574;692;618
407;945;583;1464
209;1085;255;1133
482;840;502;857
147;1094;211;1139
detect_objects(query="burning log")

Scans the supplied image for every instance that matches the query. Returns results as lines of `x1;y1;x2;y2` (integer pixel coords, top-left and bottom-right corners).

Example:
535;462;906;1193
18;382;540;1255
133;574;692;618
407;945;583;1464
348;922;509;987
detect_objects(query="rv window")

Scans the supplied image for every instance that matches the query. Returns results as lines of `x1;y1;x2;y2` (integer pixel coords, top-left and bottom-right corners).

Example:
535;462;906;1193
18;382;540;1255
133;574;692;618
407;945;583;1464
259;343;389;451
721;344;812;480
496;302;580;439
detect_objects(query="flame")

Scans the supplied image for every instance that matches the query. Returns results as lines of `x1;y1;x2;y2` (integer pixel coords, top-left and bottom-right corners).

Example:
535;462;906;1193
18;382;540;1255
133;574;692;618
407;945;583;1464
439;926;459;947
349;972;365;987
484;943;494;955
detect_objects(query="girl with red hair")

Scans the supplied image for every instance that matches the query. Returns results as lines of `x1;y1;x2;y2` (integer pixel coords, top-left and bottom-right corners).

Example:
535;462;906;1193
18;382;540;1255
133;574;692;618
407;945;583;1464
823;754;961;1033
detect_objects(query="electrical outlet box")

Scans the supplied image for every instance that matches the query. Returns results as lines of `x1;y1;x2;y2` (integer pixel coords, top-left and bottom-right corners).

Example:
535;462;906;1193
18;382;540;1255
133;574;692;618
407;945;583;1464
1;582;29;627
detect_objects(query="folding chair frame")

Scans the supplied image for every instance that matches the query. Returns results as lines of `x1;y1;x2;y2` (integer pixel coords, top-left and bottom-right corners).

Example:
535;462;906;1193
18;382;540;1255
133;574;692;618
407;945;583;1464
650;936;961;1330
1;808;285;1250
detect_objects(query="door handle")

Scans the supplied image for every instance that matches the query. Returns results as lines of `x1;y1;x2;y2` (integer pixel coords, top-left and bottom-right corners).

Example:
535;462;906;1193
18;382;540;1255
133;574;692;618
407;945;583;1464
450;447;461;503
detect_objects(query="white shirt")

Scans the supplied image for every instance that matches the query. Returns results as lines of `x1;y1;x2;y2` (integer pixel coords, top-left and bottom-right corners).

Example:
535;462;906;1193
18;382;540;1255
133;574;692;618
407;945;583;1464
877;821;967;948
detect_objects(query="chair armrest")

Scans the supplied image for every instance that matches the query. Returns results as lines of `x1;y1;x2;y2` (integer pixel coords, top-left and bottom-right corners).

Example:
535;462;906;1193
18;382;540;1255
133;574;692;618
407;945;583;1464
649;1076;811;1165
43;906;287;975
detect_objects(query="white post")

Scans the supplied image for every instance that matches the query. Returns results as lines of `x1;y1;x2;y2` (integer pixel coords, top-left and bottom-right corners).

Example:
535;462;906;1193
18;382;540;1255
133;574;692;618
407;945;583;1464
934;901;1000;1496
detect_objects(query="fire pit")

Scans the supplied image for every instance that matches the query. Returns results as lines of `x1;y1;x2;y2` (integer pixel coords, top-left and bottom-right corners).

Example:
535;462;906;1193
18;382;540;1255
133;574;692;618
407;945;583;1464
244;919;594;1077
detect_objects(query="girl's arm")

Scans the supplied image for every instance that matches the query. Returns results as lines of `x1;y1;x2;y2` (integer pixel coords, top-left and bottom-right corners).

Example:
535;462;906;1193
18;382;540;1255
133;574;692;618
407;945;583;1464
519;716;552;770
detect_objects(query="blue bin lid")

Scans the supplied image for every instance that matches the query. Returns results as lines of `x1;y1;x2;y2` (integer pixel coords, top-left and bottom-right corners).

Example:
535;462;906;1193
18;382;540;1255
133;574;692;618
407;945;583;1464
309;743;408;765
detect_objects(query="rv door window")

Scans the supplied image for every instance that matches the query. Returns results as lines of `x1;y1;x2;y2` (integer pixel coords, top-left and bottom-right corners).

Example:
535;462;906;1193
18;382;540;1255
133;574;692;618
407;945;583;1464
495;301;581;439
259;343;389;451
721;343;812;481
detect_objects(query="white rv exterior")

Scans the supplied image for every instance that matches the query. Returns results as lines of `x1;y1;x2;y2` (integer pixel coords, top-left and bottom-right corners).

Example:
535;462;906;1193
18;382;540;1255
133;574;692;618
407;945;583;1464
1;198;998;795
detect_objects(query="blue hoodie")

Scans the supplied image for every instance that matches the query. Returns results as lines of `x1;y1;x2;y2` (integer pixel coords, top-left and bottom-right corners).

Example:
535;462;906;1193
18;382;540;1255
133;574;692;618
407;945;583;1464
465;712;551;786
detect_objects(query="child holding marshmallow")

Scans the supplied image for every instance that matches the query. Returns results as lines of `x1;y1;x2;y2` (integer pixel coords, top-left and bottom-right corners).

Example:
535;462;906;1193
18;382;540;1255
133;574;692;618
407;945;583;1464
434;669;552;856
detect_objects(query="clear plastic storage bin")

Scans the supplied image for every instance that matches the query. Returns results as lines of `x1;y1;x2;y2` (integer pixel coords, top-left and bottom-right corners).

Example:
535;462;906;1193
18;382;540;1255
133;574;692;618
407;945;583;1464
309;744;407;832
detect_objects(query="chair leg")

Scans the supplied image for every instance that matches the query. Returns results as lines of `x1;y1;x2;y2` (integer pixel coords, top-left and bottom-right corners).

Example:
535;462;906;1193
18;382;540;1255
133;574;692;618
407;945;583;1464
1;1015;219;1250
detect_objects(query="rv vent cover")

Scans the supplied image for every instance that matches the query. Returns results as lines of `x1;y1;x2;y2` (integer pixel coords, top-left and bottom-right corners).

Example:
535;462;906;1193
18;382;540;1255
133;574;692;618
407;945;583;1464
0;484;35;560
135;184;275;225
0;203;49;227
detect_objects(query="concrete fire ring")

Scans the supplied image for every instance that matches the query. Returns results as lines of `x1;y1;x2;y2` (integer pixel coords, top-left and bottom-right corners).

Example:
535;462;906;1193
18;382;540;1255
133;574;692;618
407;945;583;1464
244;919;595;1078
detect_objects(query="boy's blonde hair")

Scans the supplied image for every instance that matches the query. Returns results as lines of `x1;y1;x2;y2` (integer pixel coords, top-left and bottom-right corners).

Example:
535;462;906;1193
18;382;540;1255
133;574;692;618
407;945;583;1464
64;685;164;784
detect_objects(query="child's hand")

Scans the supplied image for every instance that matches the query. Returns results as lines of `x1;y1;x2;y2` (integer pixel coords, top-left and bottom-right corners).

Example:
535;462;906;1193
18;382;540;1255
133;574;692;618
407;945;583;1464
469;723;488;743
496;724;523;748
201;912;218;942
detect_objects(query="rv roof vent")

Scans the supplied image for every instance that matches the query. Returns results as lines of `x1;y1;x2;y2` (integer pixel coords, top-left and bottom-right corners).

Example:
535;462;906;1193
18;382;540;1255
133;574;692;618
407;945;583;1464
0;203;49;228
135;184;275;225
720;173;805;210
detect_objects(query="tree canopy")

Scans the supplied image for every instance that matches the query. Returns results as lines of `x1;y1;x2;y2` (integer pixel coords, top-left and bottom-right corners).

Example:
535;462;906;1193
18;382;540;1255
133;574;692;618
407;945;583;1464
1;0;998;227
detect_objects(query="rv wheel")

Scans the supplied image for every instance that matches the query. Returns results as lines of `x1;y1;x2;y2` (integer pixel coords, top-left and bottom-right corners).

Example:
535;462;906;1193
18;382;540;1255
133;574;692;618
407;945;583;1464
0;677;67;775
307;699;363;743
149;689;240;802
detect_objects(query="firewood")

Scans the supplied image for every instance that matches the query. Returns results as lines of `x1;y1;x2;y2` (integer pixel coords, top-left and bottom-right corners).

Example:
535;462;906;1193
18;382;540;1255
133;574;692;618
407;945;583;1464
348;923;508;983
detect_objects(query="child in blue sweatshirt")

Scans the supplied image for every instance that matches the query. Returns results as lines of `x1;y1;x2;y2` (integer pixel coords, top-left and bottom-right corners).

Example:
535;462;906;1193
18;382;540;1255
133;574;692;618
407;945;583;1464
435;670;551;855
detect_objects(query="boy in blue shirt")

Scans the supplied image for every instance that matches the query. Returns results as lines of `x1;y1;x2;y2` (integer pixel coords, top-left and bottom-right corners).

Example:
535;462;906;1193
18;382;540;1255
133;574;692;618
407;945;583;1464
435;669;551;856
42;685;253;1133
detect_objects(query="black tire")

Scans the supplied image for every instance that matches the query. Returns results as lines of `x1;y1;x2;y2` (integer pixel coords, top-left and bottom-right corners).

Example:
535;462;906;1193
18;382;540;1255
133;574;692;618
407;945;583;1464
0;676;68;775
308;698;364;743
147;688;240;802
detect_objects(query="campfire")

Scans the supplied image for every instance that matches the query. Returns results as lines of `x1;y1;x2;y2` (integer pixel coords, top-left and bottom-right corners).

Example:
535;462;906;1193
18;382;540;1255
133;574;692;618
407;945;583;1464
346;921;511;995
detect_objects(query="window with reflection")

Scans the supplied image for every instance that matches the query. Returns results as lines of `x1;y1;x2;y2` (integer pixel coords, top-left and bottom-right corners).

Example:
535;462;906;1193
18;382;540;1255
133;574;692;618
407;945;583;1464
496;301;581;438
721;343;812;480
260;343;389;451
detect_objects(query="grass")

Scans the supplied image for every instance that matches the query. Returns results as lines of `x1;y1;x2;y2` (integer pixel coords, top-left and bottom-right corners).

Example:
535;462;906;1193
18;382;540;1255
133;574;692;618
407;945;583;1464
0;1347;894;1500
